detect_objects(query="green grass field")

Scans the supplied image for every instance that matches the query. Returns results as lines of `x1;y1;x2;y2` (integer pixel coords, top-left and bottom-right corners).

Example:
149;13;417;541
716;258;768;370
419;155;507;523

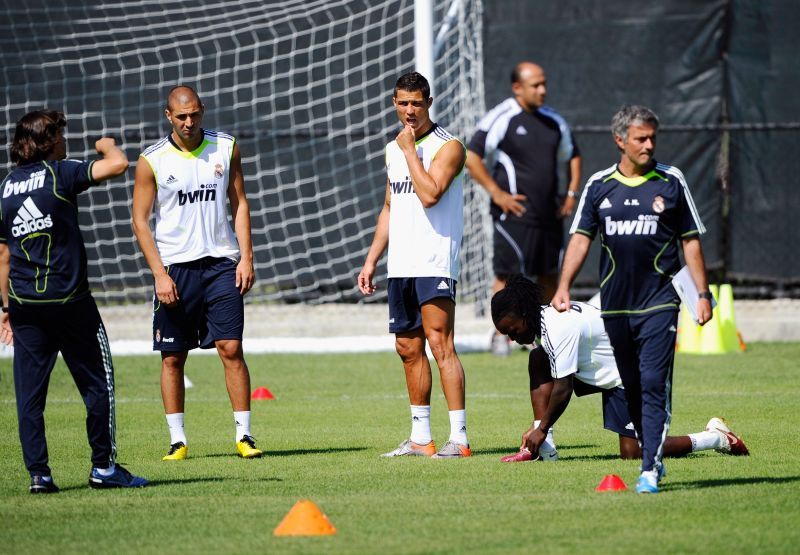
1;343;799;554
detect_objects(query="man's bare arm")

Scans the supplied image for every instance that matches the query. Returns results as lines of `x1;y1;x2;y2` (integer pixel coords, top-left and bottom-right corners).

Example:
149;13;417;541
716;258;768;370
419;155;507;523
131;157;178;306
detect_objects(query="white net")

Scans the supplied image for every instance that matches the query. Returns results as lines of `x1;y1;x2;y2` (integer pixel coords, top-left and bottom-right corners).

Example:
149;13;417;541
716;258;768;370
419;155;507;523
0;0;491;310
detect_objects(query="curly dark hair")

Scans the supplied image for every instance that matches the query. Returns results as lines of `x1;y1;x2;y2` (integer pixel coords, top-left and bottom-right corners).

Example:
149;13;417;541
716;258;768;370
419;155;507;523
10;109;66;165
490;274;544;340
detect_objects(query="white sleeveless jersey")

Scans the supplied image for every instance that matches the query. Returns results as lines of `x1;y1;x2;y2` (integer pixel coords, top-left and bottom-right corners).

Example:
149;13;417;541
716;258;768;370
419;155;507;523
539;302;622;389
141;129;240;265
385;124;465;279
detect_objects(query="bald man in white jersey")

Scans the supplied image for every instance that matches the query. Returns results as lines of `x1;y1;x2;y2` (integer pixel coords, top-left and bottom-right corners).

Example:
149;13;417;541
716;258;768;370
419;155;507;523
358;72;471;458
132;85;262;461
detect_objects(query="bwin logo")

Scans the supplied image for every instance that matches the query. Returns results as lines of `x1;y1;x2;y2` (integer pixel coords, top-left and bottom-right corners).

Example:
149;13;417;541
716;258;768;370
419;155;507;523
605;215;658;236
390;177;415;194
12;197;53;237
177;187;217;206
3;169;46;198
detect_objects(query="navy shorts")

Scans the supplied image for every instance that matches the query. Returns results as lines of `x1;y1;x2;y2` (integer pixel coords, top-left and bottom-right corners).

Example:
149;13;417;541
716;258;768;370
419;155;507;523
493;219;562;277
573;380;636;438
153;257;244;351
387;277;457;333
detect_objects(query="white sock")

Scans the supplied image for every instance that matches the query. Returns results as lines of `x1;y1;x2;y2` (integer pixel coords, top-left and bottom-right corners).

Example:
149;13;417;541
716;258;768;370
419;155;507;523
535;420;557;454
689;430;722;452
409;405;432;445
448;409;468;446
94;464;115;476
234;411;252;442
166;412;187;445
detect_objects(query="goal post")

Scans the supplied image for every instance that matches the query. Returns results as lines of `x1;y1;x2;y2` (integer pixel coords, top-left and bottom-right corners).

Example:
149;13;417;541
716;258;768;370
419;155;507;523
0;0;491;313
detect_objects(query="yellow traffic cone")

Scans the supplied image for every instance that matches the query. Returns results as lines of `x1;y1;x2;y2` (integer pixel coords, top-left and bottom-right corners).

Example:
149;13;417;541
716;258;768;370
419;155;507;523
696;285;726;354
717;284;744;352
677;302;701;354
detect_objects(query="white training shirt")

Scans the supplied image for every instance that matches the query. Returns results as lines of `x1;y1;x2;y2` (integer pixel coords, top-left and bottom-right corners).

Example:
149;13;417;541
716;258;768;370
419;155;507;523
141;129;240;265
385;124;465;279
539;302;622;389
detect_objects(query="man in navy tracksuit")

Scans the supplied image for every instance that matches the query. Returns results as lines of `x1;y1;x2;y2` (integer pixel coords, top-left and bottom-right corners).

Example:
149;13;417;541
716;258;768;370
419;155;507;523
552;105;713;494
0;109;148;493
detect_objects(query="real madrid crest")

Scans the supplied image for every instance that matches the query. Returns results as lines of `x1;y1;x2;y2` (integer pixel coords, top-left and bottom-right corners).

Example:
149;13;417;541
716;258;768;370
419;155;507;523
214;163;224;179
155;329;161;342
652;195;665;213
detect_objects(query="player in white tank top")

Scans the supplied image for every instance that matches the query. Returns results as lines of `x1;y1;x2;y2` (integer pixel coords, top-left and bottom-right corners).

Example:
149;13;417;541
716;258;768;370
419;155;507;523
358;72;471;458
141;129;240;265
384;123;464;280
132;85;261;461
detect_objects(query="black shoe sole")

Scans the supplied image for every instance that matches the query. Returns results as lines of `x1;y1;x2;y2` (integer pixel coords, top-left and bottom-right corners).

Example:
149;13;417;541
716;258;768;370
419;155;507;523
89;479;148;489
30;487;60;494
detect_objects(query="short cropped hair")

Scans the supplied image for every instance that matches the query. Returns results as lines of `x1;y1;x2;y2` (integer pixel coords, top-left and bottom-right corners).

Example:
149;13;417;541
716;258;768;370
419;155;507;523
510;64;525;84
166;85;202;111
10;110;67;165
393;72;430;99
611;105;660;141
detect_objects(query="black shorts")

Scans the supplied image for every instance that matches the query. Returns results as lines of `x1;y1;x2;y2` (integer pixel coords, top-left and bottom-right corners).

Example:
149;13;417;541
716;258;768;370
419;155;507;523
152;257;244;351
387;277;457;333
573;380;636;438
493;219;562;277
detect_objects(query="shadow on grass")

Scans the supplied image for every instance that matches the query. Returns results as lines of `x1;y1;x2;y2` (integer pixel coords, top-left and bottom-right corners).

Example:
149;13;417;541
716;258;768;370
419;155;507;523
145;476;284;487
563;453;622;462
663;475;800;491
201;446;368;458
25;475;280;493
477;444;599;456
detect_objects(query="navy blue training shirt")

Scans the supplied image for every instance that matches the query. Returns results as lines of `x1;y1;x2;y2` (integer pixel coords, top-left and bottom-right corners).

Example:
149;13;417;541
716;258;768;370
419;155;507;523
569;161;705;317
0;159;96;304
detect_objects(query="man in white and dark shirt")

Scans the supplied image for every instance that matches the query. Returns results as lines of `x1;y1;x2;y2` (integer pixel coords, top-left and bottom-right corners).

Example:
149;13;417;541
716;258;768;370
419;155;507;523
466;61;581;355
492;275;749;464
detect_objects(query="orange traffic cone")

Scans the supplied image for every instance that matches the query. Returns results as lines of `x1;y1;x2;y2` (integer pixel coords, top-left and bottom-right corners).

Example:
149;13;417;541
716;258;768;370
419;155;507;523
595;474;628;492
252;386;275;400
274;500;337;536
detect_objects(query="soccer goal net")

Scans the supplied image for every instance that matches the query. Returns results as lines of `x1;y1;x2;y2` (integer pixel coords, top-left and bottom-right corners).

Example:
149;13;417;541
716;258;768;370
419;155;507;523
0;0;491;309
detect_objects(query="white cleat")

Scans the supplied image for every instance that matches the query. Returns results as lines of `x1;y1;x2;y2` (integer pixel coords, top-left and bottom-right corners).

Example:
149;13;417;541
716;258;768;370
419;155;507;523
706;417;749;456
380;439;436;457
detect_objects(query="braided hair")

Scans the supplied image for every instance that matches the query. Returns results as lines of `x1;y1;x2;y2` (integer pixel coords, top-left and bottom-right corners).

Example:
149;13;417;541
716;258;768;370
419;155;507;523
490;274;545;340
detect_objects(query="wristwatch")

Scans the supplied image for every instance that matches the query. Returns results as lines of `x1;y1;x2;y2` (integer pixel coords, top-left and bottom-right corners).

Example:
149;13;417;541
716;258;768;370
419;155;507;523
566;190;578;198
698;291;713;300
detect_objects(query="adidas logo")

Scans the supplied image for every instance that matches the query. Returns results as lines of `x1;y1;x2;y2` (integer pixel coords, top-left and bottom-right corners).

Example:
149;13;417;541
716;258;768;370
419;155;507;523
437;280;449;290
669;325;677;333
599;198;612;209
515;125;527;135
12;197;53;237
165;174;178;185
